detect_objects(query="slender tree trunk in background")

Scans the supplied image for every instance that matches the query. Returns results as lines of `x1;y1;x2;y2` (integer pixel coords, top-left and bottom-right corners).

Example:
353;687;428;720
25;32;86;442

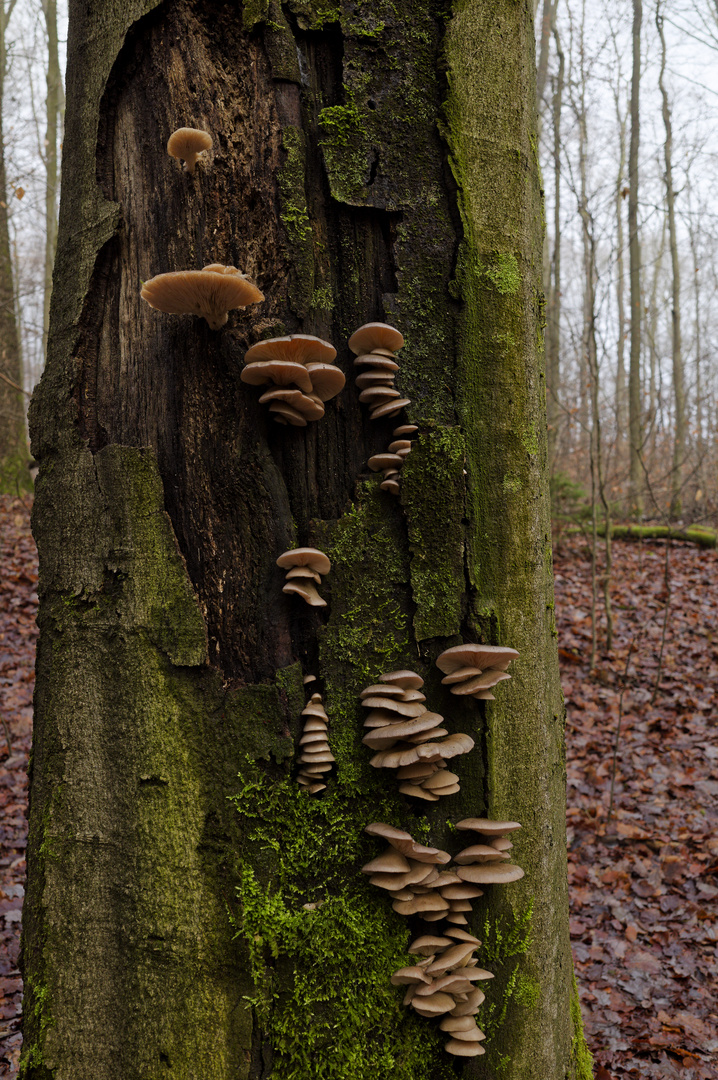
646;216;665;464
689;222;704;496
628;0;643;516
536;0;554;121
41;0;64;364
546;19;563;471
0;0;29;491
23;2;588;1079
615;101;628;464
656;7;685;520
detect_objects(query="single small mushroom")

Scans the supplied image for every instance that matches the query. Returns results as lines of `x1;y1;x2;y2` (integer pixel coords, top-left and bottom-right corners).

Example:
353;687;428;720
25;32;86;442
167;127;213;173
444;1039;485;1057
141;265;263;330
348;322;404;356
277;547;330;606
455;818;522;836
456;863;525;885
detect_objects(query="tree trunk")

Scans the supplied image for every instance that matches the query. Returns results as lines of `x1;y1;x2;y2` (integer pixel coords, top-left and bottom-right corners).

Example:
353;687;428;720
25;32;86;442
23;2;588;1079
0;0;28;491
614;98;628;462
656;6;685;520
41;0;64;363
628;0;643;516
545;18;563;472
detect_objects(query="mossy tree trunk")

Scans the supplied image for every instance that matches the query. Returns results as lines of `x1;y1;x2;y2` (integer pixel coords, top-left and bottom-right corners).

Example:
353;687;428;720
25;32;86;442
23;2;589;1079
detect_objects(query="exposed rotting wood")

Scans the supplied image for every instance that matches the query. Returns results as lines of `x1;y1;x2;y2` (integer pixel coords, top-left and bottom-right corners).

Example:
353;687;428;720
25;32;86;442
24;1;585;1078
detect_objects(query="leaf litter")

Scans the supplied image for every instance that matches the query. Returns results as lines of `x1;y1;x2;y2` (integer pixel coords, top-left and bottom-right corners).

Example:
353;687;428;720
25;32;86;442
0;503;716;1077
555;534;718;1079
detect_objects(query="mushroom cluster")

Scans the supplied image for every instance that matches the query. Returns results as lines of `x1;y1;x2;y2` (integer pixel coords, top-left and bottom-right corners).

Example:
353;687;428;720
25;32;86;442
140;263;264;330
240;335;345;427
436;643;519;701
368;424;418;496
360;670;473;801
167;127;213;173
453;818;525;889
349;322;411;421
276;547;330;607
362;823;497;1057
296;693;334;794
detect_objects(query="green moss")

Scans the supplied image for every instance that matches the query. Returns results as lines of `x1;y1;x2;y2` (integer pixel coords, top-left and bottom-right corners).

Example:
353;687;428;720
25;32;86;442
400;428;466;640
263;4;302;81
18;976;53;1075
477;902;534;1068
502;474;522;495
286;0;341;30
318;92;371;203
477;252;521;296
570;975;594;1080
241;0;270;30
231;767;453;1080
311;284;334;312
521;422;539;457
278;127;315;317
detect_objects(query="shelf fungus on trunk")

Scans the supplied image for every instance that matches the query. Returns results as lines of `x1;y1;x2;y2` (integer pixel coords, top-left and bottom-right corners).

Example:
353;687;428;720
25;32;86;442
166;126;213;173
276;547;330;606
362;823;493;1057
367;424;418;496
436;643;519;701
140;263;263;330
295;693;334;794
240;335;345;426
454;819;524;886
360;670;473;798
349;322;411;422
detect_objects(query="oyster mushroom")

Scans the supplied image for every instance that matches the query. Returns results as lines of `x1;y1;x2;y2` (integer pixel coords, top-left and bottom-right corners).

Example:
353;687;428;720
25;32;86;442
140;264;263;330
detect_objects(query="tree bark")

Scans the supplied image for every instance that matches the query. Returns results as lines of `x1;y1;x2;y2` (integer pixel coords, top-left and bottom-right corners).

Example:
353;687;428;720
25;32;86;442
614;95;628;461
545;18;563;471
41;0;64;363
0;0;28;491
656;5;686;520
23;2;588;1079
628;0;643;515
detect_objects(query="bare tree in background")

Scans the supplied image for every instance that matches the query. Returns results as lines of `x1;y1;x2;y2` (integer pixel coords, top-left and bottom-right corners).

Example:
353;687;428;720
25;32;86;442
40;0;63;360
628;0;644;515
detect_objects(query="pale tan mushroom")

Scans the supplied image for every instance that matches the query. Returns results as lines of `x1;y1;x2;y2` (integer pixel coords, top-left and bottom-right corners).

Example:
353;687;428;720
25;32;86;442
348;322;404;355
245;334;336;366
277;548;331;575
141;265;263;330
166;127;212;173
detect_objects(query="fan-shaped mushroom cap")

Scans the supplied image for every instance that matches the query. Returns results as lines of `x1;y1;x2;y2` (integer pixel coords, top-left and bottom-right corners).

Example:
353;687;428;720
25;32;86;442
447;1024;486;1043
356;372;396;390
361;697;427;718
393;894;449;916
441;1015;481;1033
451;670;512;695
277;548;331;575
141;266;263;329
405;726;449;744
450;989;486;1016
441;884;484;900
166;127;213;173
245;334;336;366
444;929;481;945
446;913;469;925
396;761;439;780
259;387;325;421
409;935;454;956
441;666;483;685
379;670;424;689
360;683;405;699
368;453;404;472
398;784;439;801
455;818;521;836
240;360;313;392
305;363;346;401
445;1039;485;1057
393;424;418;435
286;565;322;584
302;716;328;731
361;848;411;875
422;769;460;790
269;402;308;426
389;967;431;986
365;822;413;843
491;837;514;851
457;863;525;884
370;398;411;420
417;732;475;761
380;477;402;494
425;942;476;975
415;973;475;997
282;580;326;606
411;992;457;1017
436;644;519;674
359;386;401;405
349;322;404;355
454;844;510;864
353;355;400;371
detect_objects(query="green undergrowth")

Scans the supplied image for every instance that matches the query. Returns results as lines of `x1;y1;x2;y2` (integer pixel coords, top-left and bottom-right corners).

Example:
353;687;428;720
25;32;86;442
230;765;452;1080
570;974;594;1080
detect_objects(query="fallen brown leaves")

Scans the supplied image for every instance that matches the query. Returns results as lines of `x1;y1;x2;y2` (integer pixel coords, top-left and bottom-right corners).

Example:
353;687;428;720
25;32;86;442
555;534;718;1080
0;497;36;1077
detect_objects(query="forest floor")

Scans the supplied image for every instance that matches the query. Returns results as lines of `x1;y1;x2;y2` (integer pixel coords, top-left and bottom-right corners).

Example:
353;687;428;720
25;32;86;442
0;495;716;1077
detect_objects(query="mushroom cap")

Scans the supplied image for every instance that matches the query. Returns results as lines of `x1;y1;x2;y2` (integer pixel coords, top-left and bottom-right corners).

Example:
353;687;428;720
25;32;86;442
491;837;514;851
368;453;404;472
425;942;477;975
389;966;432;986
416;732;475;762
370;398;411;420
450;670;512;695
379;670;424;689
245;334;336;366
240;360;314;392
356;371;396;389
277;548;331;575
393;894;449;916
365;822;414;844
422;769;460;790
441;666;483;685
441;884;484;900
353;355;400;371
388;440;412;452
396;762;439;780
259;387;325;421
286;565;322;584
415;973;476;997
454;844;510;864
405;726;450;744
166;127;213;162
361;848;411;875
436;644;519;674
359;386;401;405
282;580;326;606
444;929;481;945
398;783;439;802
456;863;525;884
305;363;346;402
393;424;418;436
408;935;454;956
445;1040;485;1057
455;818;521;836
269;402;308;426
141;267;263;329
360;683;406;699
361;697;428;718
411;993;457;1017
440;1015;480;1033
348;322;404;355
